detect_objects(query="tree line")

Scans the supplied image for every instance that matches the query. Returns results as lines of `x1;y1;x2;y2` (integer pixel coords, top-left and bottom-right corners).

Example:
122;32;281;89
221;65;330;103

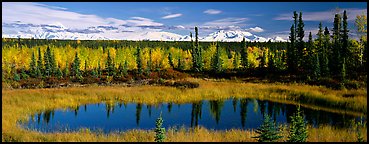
2;10;366;88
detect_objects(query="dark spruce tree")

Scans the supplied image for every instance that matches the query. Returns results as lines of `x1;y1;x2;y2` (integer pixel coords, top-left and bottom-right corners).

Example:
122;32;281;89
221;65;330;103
44;46;51;77
71;52;81;79
240;37;249;70
50;50;57;76
136;47;143;75
37;47;43;76
321;26;331;77
268;50;275;73
287;105;308;142
106;49;114;76
287;24;296;74
341;10;349;62
296;12;305;72
211;42;223;73
154;112;166;142
192;27;203;72
253;114;283;142
332;13;342;76
29;51;37;78
168;52;174;69
306;32;314;79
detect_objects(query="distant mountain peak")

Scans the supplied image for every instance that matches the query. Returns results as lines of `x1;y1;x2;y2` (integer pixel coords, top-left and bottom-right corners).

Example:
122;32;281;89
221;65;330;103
2;23;287;42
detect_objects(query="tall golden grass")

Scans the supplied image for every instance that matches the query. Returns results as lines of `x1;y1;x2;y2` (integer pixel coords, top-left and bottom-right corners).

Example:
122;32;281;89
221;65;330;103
2;78;367;142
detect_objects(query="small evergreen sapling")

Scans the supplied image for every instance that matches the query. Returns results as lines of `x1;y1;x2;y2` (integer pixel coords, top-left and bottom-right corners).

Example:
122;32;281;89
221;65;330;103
253;114;283;142
287;105;308;142
154;112;166;142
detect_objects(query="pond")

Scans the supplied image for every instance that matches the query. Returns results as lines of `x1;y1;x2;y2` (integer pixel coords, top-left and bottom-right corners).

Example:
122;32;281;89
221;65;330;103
20;98;366;133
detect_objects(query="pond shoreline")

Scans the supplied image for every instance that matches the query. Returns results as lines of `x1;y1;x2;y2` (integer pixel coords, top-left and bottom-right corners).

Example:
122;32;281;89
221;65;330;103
2;78;367;142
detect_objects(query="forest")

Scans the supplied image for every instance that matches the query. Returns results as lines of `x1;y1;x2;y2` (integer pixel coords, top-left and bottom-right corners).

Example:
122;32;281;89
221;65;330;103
2;11;367;90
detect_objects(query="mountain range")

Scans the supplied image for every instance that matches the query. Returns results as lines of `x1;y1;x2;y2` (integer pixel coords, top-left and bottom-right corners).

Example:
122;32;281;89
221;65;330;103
2;23;287;42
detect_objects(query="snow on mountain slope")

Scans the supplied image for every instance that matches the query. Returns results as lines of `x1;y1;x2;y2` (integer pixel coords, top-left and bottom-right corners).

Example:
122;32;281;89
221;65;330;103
2;23;287;42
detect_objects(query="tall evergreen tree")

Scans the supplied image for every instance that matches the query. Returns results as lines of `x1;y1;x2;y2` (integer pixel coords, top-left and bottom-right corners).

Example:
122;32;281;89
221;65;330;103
146;48;152;75
341;58;346;82
71;52;81;78
233;51;240;70
341;10;349;63
240;37;249;70
312;54;321;81
296;12;305;71
321;27;331;77
168;52;174;69
332;13;342;76
211;42;223;73
50;50;57;76
106;49;114;76
136;47;143;75
268;51;275;73
37;48;43;76
29;51;37;78
316;22;324;54
192;27;203;72
306;32;314;77
177;56;184;71
287;24;296;73
44;46;51;77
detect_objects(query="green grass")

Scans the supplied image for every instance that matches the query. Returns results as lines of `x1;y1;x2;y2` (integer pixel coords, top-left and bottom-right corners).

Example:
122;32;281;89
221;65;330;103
2;78;367;142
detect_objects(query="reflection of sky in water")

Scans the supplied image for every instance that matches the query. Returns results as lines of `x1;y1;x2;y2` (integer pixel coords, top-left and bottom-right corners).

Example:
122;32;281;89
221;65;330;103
20;98;366;133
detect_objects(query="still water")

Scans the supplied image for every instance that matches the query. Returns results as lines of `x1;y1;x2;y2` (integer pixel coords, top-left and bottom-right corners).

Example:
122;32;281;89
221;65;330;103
21;98;366;133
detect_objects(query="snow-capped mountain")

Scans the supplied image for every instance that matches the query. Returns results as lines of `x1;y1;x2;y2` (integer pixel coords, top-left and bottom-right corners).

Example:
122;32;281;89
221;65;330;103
200;30;252;42
2;23;287;42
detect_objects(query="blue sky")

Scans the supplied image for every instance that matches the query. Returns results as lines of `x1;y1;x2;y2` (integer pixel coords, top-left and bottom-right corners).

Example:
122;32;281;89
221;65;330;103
2;2;367;39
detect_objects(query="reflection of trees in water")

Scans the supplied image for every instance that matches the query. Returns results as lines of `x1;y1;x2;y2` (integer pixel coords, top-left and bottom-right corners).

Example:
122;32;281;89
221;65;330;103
258;100;266;118
209;100;224;124
41;109;55;124
191;101;203;127
37;112;41;124
240;98;248;128
106;103;115;119
267;101;283;122
136;103;142;126
147;104;152;118
232;97;238;112
167;102;173;113
84;104;87;112
74;106;79;117
252;99;258;113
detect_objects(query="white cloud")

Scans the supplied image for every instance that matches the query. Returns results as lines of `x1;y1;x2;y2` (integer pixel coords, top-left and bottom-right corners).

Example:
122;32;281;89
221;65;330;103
274;8;367;21
203;17;248;27
204;9;222;15
127;17;163;27
2;2;164;30
162;13;182;19
248;26;264;33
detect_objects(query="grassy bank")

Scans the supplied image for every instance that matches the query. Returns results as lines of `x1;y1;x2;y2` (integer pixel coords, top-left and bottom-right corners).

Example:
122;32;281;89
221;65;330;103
2;78;367;142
